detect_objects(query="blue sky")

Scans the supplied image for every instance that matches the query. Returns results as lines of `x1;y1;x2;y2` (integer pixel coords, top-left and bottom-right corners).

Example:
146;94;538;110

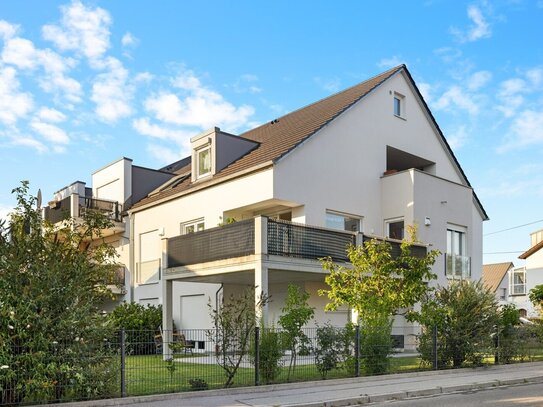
0;1;542;266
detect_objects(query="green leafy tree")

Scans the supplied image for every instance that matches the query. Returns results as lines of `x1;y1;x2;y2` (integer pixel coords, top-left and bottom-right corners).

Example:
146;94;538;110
0;182;119;404
250;321;284;384
412;280;499;368
320;235;439;374
278;284;315;381
496;304;525;364
529;285;543;311
314;323;344;379
207;287;268;388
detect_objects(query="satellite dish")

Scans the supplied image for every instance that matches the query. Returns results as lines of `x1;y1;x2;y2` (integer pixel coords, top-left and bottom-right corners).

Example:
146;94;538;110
37;189;42;209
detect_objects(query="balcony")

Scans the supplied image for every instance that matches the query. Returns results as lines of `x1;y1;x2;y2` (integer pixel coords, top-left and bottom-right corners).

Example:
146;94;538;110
445;254;471;279
167;217;425;269
43;194;124;236
105;267;126;295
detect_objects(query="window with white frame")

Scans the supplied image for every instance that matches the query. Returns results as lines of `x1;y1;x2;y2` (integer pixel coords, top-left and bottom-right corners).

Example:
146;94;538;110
385;218;404;240
325;211;361;232
511;268;526;295
196;145;212;179
500;288;507;300
137;230;160;284
181;218;205;235
446;226;470;278
393;92;405;118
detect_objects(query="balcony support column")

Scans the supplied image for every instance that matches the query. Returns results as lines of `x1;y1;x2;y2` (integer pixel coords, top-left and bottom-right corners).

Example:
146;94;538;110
161;238;173;360
255;216;269;326
70;193;79;219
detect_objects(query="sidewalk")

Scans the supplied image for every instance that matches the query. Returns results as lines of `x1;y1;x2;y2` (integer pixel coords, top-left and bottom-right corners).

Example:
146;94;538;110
58;362;543;407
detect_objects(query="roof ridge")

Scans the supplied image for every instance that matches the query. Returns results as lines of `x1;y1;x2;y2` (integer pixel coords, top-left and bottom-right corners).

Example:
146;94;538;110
239;65;405;139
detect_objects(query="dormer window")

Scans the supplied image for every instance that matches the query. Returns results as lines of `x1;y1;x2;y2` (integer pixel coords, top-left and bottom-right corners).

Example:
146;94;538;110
196;145;212;179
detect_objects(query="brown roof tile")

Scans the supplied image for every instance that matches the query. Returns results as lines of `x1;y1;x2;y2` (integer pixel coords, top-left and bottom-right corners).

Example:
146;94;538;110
482;262;513;292
132;65;404;210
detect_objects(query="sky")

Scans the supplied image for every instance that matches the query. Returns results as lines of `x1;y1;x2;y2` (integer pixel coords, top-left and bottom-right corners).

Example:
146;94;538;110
0;0;542;267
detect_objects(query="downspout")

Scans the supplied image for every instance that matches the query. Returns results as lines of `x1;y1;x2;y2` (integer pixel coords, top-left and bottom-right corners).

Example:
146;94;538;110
129;213;135;303
215;283;223;351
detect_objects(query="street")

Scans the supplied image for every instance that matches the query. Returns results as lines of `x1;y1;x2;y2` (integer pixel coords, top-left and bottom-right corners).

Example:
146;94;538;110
365;383;543;407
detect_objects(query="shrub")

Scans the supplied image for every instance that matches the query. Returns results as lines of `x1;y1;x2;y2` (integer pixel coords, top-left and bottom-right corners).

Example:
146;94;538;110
360;317;394;375
250;324;284;384
108;302;162;355
314;324;344;379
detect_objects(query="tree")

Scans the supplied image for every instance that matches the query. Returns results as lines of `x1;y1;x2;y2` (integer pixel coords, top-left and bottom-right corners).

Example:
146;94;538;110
529;285;543;311
412;280;499;368
207;287;268;388
278;284;315;381
320;235;439;373
0;182;119;404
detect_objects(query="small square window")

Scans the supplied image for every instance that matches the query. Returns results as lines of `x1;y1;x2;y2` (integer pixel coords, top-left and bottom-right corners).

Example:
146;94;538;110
386;219;404;240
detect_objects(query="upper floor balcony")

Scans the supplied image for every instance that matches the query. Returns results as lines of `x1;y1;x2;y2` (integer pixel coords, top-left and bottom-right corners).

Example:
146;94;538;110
43;194;124;236
165;217;427;272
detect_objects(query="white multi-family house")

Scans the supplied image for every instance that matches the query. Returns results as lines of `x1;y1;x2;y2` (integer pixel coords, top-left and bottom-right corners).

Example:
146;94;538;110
126;64;487;344
45;65;487;348
507;229;543;318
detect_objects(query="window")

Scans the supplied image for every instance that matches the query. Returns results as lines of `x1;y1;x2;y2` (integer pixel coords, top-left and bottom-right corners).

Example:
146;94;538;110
500;288;507;300
196;145;211;178
446;227;470;278
511;268;526;295
393;92;405;118
326;211;360;232
385;218;404;240
137;230;160;284
181;218;205;235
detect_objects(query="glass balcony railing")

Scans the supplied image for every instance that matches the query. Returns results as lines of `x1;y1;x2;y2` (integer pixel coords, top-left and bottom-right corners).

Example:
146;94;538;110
445;253;471;279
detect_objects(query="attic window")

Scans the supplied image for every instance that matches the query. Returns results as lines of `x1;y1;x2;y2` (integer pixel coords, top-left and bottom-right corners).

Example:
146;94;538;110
393;92;405;118
196;145;212;179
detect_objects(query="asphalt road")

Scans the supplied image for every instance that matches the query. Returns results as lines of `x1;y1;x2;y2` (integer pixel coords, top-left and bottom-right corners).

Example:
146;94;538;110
365;383;543;406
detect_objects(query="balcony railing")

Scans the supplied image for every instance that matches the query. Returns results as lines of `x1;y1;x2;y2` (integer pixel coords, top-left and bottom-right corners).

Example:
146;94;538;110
79;197;122;222
267;219;356;262
44;195;122;223
445;254;471;279
168;220;255;268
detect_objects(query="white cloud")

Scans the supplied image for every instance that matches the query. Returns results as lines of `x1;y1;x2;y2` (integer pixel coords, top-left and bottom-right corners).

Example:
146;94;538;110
91;57;132;122
0;20;18;40
2;37;38;69
121;32;138;47
446;126;468;150
11;135;48;153
434;85;479;115
134;72;153;82
434;47;462;63
30;120;69;144
498;110;543;152
37;107;66;123
314;77;341;93
132;117;191;143
526;68;543;87
451;5;491;43
0;203;13;223
417;82;432;103
377;56;404;69
42;0;112;62
145;70;254;131
467;70;492;90
147;144;182;164
0;67;34;125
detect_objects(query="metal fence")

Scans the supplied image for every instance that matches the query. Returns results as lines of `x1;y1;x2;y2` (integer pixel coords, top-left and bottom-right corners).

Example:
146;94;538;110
2;324;542;405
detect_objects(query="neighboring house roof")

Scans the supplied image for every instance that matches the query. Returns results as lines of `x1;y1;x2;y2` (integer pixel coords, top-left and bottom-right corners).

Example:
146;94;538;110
131;64;487;218
519;240;543;260
482;262;514;292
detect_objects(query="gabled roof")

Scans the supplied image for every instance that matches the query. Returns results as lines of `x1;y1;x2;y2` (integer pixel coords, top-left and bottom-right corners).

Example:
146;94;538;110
482;262;514;292
131;65;487;217
519;240;543;260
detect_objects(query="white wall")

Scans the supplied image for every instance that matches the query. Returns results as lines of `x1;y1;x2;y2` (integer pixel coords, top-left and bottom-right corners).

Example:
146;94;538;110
92;158;132;205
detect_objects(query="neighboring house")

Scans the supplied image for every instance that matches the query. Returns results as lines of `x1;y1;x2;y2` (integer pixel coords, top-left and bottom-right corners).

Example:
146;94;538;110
482;262;514;305
511;229;543;318
45;65;488;349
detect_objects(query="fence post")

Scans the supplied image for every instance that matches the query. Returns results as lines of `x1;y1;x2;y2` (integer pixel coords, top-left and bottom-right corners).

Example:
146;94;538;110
432;325;438;370
254;327;260;386
495;325;500;365
354;325;360;377
120;329;126;397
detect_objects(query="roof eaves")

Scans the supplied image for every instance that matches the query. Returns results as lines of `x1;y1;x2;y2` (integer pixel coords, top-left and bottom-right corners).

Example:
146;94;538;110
519;240;543;259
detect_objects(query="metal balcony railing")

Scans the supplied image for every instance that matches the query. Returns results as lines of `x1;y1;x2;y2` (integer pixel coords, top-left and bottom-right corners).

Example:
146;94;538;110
79;197;122;222
267;219;356;262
